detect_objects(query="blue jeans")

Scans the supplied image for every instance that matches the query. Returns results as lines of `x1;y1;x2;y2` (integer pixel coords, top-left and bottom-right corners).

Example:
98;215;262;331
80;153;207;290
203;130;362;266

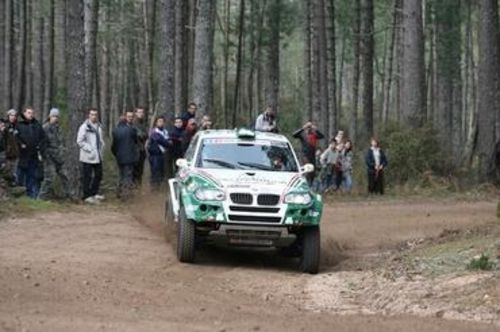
149;154;165;191
17;158;41;198
343;172;353;192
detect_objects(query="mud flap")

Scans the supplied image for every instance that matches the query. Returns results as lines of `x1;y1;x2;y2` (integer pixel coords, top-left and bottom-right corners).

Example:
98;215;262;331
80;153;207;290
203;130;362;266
168;178;180;222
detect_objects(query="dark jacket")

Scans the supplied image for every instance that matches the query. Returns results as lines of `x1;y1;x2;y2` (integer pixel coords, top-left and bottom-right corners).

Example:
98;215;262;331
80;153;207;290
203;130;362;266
180;111;195;127
292;127;324;165
43;122;66;165
365;148;388;173
148;128;171;156
182;126;198;153
4;121;20;159
170;126;185;159
16;116;46;167
133;118;148;153
112;121;139;165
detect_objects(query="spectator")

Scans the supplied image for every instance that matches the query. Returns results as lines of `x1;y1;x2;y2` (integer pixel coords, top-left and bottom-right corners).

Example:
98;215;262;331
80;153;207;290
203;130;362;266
200;114;213;130
292;121;324;185
77;108;105;203
133;107;148;186
334;130;345;144
148;116;171;191
170;116;185;163
255;106;278;133
4;109;20;186
342;140;354;192
365;138;388;195
16;107;46;199
182;118;198;153
320;140;343;192
180;102;197;127
38;108;71;200
112;110;139;200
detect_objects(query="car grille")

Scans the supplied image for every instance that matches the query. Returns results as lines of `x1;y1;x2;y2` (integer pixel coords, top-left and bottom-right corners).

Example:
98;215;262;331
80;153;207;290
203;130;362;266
230;193;253;205
229;206;280;213
228;215;282;223
257;194;280;206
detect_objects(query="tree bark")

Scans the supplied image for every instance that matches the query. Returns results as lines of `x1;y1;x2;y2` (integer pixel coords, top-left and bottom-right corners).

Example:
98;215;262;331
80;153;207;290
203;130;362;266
351;0;361;140
265;0;280;113
84;0;99;108
158;0;176;118
16;0;28;111
32;0;45;116
66;0;87;191
4;0;14;109
361;0;374;142
175;0;188;114
192;0;216;116
43;0;55;118
477;0;499;182
325;0;337;137
382;0;399;125
435;0;462;162
232;0;245;126
400;0;426;127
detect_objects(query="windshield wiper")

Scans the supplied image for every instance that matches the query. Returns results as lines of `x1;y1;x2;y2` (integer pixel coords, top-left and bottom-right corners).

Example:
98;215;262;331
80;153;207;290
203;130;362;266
203;158;241;169
238;162;274;171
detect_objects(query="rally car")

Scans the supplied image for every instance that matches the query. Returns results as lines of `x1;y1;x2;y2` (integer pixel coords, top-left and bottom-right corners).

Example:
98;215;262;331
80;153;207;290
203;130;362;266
165;128;323;273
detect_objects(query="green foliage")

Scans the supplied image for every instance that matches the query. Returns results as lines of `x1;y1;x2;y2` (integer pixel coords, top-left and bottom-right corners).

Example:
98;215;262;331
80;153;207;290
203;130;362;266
497;201;500;219
380;123;451;185
467;254;494;271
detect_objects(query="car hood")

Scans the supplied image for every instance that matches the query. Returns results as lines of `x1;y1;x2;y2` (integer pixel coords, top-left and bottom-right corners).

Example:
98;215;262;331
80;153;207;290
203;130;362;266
196;168;302;192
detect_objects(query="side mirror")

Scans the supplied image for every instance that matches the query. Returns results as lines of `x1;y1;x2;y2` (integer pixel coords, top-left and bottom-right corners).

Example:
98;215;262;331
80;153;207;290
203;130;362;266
301;163;315;174
176;158;189;168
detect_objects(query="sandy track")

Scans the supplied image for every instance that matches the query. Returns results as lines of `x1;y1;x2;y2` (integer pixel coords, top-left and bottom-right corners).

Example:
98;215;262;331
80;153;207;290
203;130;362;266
0;197;497;331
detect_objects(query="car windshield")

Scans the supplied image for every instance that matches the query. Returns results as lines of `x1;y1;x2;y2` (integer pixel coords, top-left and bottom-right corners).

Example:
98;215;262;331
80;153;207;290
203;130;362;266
196;138;299;172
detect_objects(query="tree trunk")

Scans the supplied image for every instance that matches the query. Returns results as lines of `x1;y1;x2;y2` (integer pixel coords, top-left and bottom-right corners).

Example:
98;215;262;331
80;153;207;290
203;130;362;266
476;0;499;182
66;0;87;192
303;0;312;122
265;0;280;113
16;0;28;111
435;0;462;163
382;0;399;125
325;0;337;137
192;0;216;116
158;0;176;118
175;0;188;114
84;0;99;108
361;0;374;142
351;0;361;140
3;0;14;109
43;0;55;118
400;0;426;127
232;0;245;126
32;0;45;116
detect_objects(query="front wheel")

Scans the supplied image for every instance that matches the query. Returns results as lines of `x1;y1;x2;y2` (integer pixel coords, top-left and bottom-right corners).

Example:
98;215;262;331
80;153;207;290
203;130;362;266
299;226;320;274
176;207;196;263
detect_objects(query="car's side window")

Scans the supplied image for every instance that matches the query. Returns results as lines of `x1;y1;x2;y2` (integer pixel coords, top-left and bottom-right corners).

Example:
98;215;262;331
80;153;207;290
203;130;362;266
184;135;198;162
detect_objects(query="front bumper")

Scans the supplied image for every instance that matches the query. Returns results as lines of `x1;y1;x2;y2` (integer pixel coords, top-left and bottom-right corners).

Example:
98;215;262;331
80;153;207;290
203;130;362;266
207;224;297;247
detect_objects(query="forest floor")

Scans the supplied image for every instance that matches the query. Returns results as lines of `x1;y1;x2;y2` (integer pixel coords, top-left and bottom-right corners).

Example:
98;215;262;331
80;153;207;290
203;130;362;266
0;194;499;331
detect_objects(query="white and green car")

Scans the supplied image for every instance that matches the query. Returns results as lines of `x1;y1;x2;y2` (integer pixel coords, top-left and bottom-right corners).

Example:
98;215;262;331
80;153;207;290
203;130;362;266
166;128;323;273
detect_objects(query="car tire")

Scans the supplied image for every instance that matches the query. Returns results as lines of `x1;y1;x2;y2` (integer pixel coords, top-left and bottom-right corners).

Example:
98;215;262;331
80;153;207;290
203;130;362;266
176;207;196;263
300;226;320;274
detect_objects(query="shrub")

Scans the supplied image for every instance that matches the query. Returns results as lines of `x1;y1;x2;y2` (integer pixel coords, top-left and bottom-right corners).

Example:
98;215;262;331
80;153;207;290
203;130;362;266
467;254;494;271
379;123;452;186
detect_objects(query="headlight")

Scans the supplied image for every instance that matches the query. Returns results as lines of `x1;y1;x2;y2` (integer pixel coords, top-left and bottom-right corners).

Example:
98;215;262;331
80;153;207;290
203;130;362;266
195;188;226;201
284;193;312;205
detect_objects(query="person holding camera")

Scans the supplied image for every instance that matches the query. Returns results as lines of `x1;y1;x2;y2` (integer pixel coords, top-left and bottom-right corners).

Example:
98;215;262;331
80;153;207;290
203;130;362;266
255;106;278;133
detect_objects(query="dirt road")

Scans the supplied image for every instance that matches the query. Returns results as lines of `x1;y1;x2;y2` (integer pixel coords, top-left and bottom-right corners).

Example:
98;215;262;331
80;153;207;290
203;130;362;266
0;196;498;331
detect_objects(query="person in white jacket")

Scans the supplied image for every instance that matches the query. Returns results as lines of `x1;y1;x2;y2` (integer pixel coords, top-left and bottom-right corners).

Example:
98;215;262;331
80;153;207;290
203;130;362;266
76;108;105;203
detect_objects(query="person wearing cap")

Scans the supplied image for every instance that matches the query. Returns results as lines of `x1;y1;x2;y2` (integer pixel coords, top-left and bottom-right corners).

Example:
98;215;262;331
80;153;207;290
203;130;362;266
38;108;71;200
